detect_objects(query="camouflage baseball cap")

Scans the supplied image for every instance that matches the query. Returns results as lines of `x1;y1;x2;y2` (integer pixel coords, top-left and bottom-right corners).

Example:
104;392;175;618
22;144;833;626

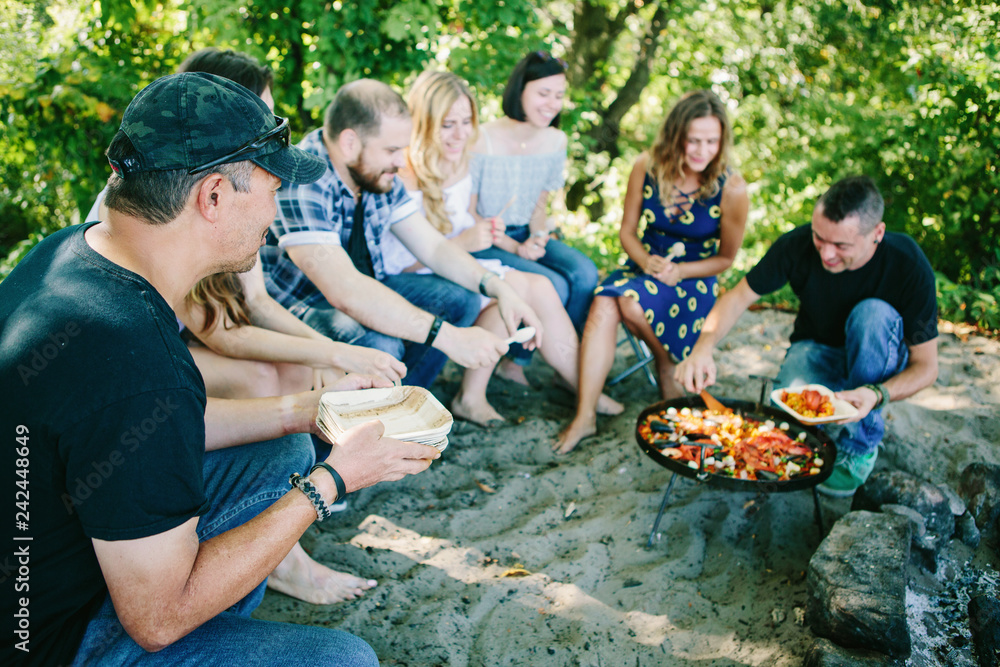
109;72;325;184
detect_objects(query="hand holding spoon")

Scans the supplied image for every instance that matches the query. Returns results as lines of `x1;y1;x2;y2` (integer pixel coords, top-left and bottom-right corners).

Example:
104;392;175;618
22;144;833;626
665;242;685;261
504;326;536;346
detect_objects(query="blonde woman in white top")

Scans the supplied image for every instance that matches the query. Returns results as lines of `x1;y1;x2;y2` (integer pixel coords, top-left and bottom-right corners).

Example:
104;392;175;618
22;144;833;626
383;71;621;427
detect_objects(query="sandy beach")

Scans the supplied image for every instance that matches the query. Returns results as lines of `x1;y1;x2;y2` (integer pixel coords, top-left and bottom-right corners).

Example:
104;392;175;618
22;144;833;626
256;308;1000;665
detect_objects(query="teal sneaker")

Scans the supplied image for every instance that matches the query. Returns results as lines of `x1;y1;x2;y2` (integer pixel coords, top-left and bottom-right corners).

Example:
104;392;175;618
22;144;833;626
817;448;878;498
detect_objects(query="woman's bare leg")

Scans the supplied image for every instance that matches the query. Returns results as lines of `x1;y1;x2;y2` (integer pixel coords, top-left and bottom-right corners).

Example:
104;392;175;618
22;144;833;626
553;295;622;454
275;362;319;394
494;357;530;386
507;272;623;416
619;300;684;400
451;304;505;427
188;345;283;398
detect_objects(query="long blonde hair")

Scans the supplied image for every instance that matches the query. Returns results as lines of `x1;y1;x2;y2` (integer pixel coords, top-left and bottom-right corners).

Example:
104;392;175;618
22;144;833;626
186;273;251;334
406;71;479;234
649;90;732;208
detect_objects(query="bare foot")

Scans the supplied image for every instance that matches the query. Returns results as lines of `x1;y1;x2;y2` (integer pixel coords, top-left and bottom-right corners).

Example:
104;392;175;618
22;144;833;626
495;358;530;386
553;416;596;455
451;392;505;428
268;542;376;604
596;393;624;416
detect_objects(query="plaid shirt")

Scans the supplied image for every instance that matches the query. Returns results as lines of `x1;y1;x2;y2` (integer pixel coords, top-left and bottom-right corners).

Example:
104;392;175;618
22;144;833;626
260;128;419;316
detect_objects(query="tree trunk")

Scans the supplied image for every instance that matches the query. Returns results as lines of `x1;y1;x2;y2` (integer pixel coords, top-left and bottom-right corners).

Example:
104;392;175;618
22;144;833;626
566;1;672;213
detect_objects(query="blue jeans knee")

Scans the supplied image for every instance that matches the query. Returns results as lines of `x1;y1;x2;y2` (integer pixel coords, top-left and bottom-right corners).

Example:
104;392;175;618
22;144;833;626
844;299;908;385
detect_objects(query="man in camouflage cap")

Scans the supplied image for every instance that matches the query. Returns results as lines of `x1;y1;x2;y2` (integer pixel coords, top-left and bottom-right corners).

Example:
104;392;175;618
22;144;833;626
0;72;438;666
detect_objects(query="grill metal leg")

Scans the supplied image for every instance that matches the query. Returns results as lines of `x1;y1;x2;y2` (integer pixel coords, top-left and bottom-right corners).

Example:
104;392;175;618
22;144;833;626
646;473;679;549
812;485;826;539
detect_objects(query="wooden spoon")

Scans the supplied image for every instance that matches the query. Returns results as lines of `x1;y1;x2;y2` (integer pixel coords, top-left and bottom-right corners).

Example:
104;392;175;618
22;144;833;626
699;389;731;413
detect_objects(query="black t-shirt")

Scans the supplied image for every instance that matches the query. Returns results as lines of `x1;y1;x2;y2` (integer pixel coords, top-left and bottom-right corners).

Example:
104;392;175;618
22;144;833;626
1;223;208;666
745;225;938;348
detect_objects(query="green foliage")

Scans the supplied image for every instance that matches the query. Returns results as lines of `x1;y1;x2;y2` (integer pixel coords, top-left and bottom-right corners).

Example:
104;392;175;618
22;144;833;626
0;0;185;278
936;271;1000;331
2;0;996;333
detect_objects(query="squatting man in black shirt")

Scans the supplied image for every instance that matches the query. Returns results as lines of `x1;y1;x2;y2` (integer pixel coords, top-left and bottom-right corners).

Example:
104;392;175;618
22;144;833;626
675;175;939;497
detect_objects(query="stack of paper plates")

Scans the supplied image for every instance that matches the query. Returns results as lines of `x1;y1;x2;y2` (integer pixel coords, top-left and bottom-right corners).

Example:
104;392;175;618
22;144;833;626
317;386;453;451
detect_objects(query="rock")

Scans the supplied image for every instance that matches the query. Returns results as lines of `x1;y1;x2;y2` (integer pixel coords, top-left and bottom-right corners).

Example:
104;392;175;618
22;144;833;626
969;595;1000;667
803;637;905;666
959;463;1000;529
880;503;926;537
853;470;955;551
957;511;982;548
807;510;912;658
937;483;967;516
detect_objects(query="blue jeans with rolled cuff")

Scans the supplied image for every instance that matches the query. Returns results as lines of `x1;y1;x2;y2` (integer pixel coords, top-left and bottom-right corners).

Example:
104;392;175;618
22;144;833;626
773;299;909;457
300;272;481;389
72;434;379;665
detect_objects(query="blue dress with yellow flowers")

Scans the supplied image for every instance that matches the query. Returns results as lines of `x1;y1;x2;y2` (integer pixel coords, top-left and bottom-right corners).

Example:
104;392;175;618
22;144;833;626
595;171;727;362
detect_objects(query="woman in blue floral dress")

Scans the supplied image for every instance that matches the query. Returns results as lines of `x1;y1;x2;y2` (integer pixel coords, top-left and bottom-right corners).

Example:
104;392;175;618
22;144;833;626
555;90;749;453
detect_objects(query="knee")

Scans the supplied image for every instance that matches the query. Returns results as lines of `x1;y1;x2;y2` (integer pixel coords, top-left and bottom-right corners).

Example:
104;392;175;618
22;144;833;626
552;246;597;289
846;299;902;335
617;295;646;325
243;361;282;398
522;273;561;306
272;433;315;474
584;295;623;331
314;631;379;667
544;272;571;304
570;256;599;290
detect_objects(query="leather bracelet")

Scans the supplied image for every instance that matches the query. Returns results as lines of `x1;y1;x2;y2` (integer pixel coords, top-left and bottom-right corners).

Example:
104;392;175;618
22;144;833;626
424;315;443;346
479;271;499;297
289;472;332;522
310;462;347;502
876;382;889;408
863;383;888;409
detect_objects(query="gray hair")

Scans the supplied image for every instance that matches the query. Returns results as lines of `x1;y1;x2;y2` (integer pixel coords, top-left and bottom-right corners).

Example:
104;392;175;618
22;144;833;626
104;132;254;225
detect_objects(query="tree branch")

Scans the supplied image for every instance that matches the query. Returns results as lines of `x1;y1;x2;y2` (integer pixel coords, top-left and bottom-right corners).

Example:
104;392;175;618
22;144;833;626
589;1;671;158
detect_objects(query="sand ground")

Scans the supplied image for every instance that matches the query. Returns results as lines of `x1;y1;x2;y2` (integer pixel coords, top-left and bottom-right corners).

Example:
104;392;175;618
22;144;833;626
256;309;1000;666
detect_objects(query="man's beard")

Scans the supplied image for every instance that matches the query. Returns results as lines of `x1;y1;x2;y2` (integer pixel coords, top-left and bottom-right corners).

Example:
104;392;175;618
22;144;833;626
347;159;396;194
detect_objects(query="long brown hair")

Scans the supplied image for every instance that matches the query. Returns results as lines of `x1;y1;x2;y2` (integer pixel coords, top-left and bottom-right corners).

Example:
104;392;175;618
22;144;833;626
186;273;251;333
406;71;479;234
649;90;732;208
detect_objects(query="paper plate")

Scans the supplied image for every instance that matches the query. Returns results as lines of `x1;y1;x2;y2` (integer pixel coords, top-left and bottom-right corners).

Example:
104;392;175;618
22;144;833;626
318;386;453;442
771;384;859;425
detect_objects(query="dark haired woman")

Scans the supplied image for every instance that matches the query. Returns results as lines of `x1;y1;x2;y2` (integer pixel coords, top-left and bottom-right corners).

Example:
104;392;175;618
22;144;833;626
555;90;749;454
468;51;601;385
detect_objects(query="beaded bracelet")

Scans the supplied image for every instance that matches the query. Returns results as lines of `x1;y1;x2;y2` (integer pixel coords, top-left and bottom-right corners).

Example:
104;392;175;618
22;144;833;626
289;473;332;522
310;462;347;502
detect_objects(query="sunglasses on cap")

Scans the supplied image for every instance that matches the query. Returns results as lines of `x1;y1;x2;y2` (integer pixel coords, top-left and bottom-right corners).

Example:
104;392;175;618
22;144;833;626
188;115;291;175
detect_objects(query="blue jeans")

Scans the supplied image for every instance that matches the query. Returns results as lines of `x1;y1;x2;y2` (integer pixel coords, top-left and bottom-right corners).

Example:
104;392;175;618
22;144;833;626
474;226;598;333
300;273;481;388
774;299;909;457
72;436;379;666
